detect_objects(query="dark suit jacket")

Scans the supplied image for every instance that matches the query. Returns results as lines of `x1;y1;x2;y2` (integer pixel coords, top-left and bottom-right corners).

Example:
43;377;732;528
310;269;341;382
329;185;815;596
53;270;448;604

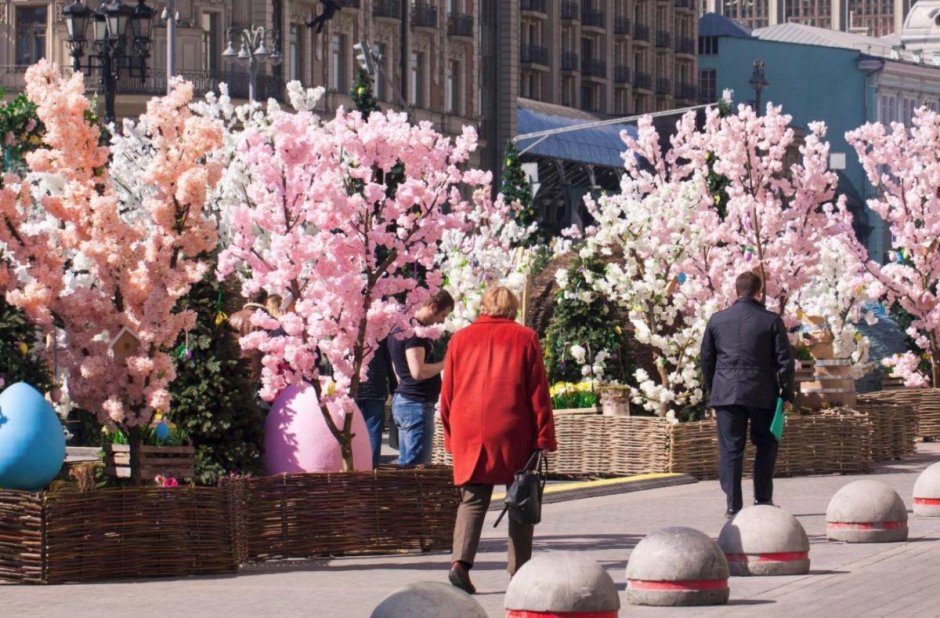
700;298;795;410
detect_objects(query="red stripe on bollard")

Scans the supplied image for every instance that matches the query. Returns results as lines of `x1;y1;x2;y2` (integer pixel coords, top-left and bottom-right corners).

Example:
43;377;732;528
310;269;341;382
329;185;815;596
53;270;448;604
914;497;940;506
506;609;617;618
826;520;905;530
628;578;728;591
725;551;809;563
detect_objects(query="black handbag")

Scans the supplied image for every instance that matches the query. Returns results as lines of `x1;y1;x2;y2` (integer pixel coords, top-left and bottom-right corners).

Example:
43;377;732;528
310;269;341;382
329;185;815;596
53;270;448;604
494;450;547;527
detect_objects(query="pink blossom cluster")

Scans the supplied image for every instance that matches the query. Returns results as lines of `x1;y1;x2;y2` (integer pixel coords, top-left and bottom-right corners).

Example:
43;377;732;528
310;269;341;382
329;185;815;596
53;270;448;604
218;105;487;434
0;61;221;430
882;352;929;388
845;107;940;386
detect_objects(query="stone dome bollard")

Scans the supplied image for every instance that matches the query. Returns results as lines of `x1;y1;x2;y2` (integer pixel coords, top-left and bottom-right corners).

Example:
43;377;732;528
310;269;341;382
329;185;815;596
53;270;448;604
826;479;908;543
505;551;620;617
718;505;810;576
370;582;487;618
626;527;730;606
913;462;940;517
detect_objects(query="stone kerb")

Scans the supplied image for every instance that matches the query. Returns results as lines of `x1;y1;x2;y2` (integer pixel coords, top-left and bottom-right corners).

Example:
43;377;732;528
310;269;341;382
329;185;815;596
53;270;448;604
626;526;730;606
370;582;488;618
826;479;909;542
504;551;620;617
913;461;940;516
718;505;810;576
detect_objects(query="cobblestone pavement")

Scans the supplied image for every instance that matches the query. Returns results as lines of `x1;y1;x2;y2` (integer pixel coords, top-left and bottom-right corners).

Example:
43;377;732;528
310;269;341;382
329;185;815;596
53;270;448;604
5;444;940;618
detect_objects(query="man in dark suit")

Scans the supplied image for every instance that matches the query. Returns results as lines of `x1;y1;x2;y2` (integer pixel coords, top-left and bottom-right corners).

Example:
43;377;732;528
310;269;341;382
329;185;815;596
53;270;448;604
700;271;795;517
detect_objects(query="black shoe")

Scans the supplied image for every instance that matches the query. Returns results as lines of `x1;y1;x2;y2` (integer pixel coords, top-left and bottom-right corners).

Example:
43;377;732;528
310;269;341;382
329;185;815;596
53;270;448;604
449;562;476;594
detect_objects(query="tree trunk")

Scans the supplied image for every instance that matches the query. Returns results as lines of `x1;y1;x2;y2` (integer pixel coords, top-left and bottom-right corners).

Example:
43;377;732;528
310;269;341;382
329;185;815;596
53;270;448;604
128;426;143;485
932;348;940;389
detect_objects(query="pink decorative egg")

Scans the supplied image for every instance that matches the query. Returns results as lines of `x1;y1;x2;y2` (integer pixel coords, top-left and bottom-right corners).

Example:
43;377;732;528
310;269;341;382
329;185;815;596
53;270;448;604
263;383;372;474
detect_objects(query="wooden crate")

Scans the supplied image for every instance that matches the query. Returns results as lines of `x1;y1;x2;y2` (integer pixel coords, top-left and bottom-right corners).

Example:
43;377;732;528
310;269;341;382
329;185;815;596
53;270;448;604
103;445;195;480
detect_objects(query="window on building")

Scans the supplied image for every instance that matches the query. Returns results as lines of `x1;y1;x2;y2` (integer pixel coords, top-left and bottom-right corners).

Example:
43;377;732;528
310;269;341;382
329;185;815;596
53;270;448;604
446;60;462;114
15;6;47;66
562;76;576;107
410;51;425;107
289;24;304;83
615;87;629;114
201;12;221;75
698;36;718;55
699;68;717;103
901;97;916;125
878;94;897;124
375;43;388;101
332;34;347;91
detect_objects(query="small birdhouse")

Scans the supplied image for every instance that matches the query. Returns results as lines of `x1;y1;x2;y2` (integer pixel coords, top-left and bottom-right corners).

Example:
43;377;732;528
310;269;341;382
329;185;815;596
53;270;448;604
109;327;140;366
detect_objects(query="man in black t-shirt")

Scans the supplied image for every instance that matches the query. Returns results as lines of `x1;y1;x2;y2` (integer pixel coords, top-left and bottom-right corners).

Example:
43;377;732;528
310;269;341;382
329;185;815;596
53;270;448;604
355;338;397;467
388;290;455;465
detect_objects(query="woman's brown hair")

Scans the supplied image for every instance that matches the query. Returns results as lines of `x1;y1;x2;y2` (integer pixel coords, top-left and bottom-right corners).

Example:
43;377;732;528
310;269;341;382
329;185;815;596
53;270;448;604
479;286;519;320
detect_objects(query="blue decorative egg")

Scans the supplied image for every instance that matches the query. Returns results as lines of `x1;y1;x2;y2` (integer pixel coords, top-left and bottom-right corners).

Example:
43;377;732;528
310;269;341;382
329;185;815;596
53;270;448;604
0;382;66;491
155;421;170;441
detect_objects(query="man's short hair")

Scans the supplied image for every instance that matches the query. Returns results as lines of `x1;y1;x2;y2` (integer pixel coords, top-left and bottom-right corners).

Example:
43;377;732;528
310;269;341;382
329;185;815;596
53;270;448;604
735;271;763;298
426;289;455;312
479;286;519;320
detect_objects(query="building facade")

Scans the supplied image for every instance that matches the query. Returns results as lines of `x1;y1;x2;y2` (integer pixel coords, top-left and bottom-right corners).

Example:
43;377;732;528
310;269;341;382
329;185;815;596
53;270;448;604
703;0;912;37
518;0;699;115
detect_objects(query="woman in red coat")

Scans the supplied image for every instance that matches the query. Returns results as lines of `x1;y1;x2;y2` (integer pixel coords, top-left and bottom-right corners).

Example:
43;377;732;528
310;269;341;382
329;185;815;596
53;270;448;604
440;286;557;594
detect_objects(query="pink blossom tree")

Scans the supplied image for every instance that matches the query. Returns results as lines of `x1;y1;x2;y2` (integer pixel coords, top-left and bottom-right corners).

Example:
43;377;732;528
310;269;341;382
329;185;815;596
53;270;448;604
579;103;856;415
662;105;852;319
845;107;940;386
217;101;490;471
0;61;222;482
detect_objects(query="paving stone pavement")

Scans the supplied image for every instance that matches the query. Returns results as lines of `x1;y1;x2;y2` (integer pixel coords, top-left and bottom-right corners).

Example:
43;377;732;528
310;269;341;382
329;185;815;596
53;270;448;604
5;444;940;618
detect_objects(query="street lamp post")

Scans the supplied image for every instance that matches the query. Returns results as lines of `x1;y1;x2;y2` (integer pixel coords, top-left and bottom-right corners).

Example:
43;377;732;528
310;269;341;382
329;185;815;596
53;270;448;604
222;26;281;103
62;0;155;125
749;59;769;116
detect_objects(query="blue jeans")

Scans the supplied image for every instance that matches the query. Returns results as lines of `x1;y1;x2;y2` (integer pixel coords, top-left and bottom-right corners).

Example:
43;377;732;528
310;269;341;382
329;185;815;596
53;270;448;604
392;393;436;466
356;399;386;468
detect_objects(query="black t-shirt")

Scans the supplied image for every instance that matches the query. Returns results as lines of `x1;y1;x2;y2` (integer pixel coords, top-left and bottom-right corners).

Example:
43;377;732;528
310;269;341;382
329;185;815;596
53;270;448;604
388;327;441;403
356;337;396;401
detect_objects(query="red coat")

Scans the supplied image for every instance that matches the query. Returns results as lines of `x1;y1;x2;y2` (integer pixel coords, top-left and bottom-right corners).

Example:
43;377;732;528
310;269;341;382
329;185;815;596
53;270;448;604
440;316;557;486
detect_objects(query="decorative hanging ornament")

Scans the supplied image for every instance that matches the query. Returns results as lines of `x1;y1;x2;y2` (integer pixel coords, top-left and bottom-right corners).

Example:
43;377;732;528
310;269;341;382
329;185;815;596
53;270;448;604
214;290;227;327
17;342;28;355
175;331;192;361
677;272;687;285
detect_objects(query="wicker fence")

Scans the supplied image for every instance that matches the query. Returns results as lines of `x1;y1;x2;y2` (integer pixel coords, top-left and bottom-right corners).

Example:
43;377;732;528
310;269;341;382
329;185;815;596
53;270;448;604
0;487;236;584
0;467;457;584
224;467;459;563
0;491;44;583
859;388;940;440
434;406;894;481
668;409;874;480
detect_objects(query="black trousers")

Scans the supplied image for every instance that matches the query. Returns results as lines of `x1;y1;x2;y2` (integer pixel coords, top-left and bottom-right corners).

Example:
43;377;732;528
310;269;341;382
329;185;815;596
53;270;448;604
716;405;778;513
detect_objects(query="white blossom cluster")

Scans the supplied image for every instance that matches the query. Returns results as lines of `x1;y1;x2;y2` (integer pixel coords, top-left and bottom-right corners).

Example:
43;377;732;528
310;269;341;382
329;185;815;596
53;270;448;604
581;175;715;416
793;235;879;378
